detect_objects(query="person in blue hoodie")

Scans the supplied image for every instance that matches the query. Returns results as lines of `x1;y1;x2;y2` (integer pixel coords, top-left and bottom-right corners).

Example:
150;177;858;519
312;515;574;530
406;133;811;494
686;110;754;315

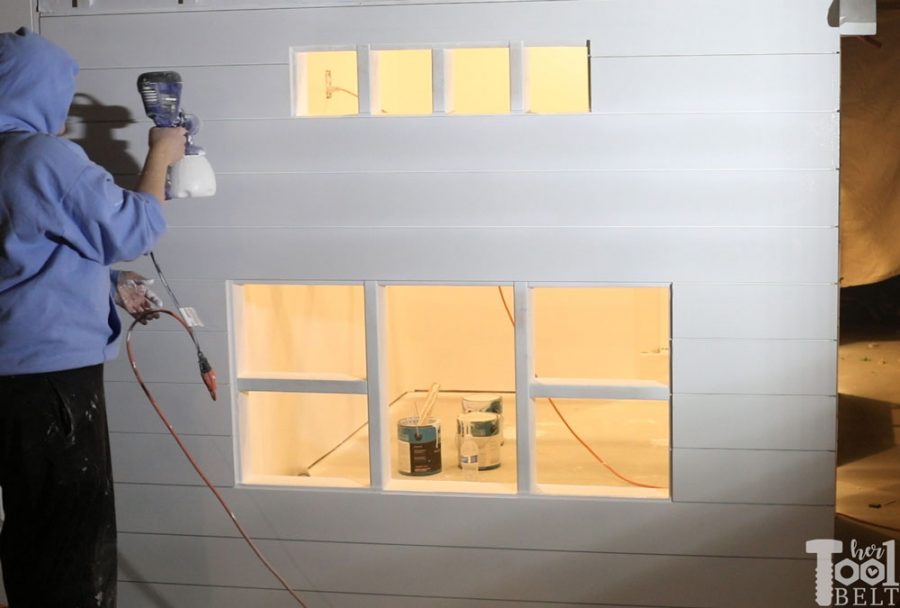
0;28;187;607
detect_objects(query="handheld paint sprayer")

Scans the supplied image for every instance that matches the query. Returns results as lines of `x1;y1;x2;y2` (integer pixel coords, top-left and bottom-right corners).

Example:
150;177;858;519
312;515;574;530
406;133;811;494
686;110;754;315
134;70;218;399
137;71;216;198
128;73;309;606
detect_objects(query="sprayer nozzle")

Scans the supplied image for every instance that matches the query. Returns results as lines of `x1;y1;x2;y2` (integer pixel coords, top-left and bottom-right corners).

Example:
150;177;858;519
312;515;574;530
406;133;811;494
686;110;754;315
198;352;218;401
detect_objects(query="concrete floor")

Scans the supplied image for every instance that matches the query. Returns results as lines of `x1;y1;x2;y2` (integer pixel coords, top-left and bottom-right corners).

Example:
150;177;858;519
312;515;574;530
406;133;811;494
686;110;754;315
836;326;900;573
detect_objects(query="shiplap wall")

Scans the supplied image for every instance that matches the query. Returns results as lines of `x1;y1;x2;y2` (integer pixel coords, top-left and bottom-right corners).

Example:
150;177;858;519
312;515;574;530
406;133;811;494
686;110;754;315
34;1;841;606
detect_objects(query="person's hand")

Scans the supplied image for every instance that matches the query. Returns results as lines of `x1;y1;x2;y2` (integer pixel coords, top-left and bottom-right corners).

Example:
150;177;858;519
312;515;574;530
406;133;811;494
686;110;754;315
148;126;187;167
114;271;163;324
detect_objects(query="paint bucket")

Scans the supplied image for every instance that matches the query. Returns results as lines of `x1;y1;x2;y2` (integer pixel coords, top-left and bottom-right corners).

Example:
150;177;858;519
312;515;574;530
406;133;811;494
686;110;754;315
462;394;504;445
398;417;441;476
456;412;501;471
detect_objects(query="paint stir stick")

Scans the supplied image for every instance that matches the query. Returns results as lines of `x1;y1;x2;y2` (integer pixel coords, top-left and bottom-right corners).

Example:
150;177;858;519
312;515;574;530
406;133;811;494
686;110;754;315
417;382;441;425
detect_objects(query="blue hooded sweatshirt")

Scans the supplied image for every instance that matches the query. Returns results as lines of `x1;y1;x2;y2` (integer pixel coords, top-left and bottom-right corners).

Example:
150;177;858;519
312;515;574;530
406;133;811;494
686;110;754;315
0;28;166;375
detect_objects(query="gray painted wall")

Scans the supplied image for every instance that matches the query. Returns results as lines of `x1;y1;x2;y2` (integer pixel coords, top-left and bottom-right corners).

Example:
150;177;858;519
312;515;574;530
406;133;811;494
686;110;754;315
0;0;34;32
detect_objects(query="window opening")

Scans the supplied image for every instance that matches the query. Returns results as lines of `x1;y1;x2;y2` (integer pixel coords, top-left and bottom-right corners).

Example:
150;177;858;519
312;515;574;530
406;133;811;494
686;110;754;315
535;398;669;493
446;47;510;114
236;283;366;378
232;282;670;497
502;286;669;497
525;45;590;114
240;391;369;487
292;49;359;116
372;49;433;115
385;285;517;493
532;286;670;385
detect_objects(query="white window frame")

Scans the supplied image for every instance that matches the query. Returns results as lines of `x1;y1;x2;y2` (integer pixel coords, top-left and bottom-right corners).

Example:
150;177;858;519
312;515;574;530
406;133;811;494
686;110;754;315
229;280;672;497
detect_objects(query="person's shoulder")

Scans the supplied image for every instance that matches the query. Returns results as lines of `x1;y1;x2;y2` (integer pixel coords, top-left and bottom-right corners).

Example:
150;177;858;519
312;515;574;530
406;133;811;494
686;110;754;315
16;133;89;163
3;134;97;202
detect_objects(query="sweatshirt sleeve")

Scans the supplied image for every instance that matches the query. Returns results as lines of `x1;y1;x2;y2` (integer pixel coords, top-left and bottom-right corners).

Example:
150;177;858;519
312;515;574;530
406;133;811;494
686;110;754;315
58;161;167;265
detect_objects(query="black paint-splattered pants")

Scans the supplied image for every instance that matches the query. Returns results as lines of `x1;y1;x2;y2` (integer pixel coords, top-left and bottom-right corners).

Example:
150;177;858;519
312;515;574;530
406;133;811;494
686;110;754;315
0;365;116;607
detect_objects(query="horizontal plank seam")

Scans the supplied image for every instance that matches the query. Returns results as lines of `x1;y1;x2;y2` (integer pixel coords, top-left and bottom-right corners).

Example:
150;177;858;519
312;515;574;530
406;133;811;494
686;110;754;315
85;109;839;127
674;392;837;398
105;280;840;287
69;49;839;62
117;168;841;175
40;0;605;18
589;52;839;59
79;62;289;70
116;579;696;608
114;480;836;508
672;499;835;507
117;530;817;561
155;225;840;231
673;446;835;453
157;224;840;230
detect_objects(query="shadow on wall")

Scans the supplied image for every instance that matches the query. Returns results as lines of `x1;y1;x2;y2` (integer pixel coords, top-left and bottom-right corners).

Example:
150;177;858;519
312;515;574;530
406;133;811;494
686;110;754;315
838;394;898;466
67;93;140;184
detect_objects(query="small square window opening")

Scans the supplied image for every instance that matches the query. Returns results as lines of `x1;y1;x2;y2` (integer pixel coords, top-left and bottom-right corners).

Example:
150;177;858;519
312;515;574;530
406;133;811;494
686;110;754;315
372;49;433;115
292;49;359;116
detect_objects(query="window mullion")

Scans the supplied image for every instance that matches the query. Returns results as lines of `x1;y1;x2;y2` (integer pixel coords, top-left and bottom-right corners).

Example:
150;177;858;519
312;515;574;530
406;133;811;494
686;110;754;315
514;281;536;495
365;281;390;490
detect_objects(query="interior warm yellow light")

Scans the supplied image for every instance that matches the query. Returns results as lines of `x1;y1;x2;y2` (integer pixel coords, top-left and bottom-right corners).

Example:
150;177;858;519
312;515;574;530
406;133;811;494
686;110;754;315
373;49;433;115
535;398;670;491
293;50;359;116
237;283;670;496
526;46;590;114
533;287;670;383
447;47;510;115
238;283;366;377
243;391;370;485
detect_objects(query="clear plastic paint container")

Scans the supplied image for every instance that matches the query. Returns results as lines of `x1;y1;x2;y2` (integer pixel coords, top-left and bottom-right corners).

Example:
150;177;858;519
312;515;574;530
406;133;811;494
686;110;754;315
462;393;503;415
397;417;441;476
456;412;501;471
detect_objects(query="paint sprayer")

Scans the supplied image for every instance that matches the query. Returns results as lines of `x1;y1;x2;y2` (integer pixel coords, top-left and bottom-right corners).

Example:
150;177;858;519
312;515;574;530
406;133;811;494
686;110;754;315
137;71;216;198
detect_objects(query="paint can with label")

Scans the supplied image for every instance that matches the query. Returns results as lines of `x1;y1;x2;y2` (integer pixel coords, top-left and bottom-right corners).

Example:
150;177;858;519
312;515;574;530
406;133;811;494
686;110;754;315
462;394;504;445
398;417;441;476
456;412;501;471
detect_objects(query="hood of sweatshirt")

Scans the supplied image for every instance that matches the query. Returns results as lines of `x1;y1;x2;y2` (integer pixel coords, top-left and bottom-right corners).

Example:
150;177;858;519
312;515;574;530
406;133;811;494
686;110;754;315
0;27;78;135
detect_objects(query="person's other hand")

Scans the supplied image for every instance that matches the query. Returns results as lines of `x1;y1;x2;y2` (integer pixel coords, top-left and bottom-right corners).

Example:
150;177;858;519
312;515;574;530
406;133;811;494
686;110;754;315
148;126;187;167
114;271;163;324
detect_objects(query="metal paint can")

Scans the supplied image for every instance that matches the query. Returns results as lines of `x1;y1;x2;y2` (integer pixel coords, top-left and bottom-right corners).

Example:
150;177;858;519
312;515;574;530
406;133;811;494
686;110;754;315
462;394;504;445
457;412;501;470
398;417;441;476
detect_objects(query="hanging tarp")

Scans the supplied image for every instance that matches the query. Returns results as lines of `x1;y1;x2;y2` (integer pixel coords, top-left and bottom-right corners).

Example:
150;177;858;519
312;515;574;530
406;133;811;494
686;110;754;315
840;10;900;286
